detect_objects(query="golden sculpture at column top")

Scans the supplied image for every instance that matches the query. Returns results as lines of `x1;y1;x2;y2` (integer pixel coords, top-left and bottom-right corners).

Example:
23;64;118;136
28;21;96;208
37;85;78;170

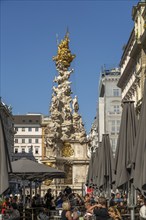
53;32;76;68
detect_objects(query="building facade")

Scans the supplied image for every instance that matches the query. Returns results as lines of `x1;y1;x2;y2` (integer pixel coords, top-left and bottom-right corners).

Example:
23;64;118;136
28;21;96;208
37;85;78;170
13;114;43;161
98;68;122;155
118;1;146;113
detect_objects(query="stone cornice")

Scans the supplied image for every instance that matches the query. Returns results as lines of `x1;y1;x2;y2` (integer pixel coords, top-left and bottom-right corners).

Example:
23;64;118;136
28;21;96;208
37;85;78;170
122;78;138;101
130;40;141;58
55;156;90;165
117;58;135;88
118;36;143;89
120;28;135;67
104;76;120;81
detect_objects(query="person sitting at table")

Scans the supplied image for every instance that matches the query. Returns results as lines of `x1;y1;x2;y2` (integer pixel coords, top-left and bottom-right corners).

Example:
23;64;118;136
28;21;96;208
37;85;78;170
1;196;11;214
37;208;49;220
108;207;122;220
85;202;94;213
109;193;115;207
72;207;81;220
61;201;72;220
11;196;18;210
88;196;109;220
114;193;123;206
10;202;20;220
84;202;94;220
65;187;84;211
64;186;72;197
84;194;90;203
55;191;64;208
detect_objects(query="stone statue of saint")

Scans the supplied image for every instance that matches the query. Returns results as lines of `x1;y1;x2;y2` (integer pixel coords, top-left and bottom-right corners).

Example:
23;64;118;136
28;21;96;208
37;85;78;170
72;96;79;112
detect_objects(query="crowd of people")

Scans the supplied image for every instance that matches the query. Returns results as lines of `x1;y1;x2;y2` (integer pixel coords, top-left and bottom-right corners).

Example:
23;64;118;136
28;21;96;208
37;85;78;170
0;195;20;219
0;186;146;220
59;189;146;220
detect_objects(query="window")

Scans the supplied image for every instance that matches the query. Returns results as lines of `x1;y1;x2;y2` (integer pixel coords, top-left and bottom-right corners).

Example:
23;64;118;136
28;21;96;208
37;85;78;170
28;127;32;132
111;120;120;134
14;148;18;154
15;139;18;143
35;139;39;144
22;128;25;132
35;128;39;132
111;120;115;133
35;148;39;154
113;105;120;114
117;120;121;133
113;89;120;97
28;139;32;144
22;148;25;153
22;139;25;143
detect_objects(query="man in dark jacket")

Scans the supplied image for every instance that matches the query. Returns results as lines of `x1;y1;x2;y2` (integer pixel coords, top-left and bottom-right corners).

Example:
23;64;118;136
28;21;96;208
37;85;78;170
89;196;110;220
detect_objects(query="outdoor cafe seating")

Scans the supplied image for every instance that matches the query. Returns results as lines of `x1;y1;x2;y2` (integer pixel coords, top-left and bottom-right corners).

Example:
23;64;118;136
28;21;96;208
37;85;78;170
17;205;62;220
0;198;142;220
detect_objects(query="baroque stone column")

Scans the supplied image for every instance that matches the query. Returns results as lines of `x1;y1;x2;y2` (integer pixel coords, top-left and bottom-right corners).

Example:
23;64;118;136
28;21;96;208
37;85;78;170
43;32;89;194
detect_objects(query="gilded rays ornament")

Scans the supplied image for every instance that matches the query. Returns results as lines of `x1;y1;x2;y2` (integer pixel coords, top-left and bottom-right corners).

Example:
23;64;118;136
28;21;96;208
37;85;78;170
62;142;74;157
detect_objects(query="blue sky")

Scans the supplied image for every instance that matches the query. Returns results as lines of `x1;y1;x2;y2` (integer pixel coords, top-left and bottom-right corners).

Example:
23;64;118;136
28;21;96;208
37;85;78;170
1;0;138;133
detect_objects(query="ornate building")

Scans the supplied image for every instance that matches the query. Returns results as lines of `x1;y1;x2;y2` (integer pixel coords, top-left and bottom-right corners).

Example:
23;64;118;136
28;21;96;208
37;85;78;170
42;33;89;194
117;1;146;113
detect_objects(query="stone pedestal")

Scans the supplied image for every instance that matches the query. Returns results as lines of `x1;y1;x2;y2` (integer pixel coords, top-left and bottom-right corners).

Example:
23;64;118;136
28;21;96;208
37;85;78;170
57;141;89;194
41;141;89;196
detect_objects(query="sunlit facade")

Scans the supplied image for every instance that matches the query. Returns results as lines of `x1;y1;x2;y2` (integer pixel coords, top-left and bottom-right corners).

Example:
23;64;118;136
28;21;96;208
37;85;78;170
13;114;43;161
118;1;146;113
98;68;122;155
